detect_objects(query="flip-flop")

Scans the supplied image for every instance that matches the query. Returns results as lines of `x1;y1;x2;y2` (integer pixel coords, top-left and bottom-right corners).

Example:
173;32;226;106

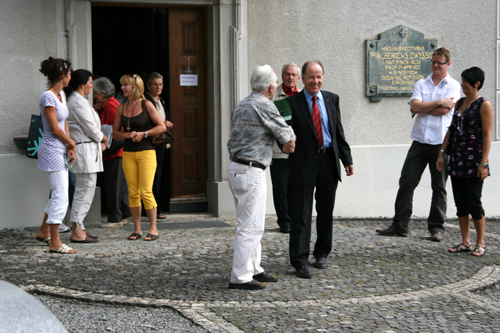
144;233;159;241
70;236;99;243
49;244;77;254
127;232;142;240
36;236;51;244
86;232;98;239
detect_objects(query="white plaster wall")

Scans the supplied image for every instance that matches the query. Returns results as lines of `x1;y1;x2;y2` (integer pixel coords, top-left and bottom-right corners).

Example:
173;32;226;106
247;0;500;218
0;0;59;154
247;0;497;146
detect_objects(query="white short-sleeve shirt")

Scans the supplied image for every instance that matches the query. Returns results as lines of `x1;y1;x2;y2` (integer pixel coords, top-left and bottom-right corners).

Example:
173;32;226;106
408;73;461;145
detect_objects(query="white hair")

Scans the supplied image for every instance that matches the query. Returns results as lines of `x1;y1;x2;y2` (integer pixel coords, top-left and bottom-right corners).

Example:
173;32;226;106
281;63;301;76
250;65;277;92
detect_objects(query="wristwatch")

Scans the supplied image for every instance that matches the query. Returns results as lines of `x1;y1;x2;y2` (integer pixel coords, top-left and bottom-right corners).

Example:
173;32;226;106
144;131;148;138
480;163;489;168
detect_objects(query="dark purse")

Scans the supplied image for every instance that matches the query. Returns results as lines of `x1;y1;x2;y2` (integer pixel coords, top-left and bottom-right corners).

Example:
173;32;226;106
142;100;171;146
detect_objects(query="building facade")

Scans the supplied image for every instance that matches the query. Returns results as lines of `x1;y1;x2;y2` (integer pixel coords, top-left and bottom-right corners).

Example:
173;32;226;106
1;0;499;228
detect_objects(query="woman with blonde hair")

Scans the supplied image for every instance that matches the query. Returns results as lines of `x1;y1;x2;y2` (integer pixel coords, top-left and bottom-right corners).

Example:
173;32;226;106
113;74;166;241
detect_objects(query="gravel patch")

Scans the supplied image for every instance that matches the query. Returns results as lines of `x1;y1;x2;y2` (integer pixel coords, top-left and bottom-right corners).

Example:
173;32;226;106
35;294;207;333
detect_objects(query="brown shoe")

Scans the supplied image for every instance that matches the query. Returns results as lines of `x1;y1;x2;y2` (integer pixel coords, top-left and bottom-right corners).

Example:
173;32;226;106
431;232;443;242
375;227;407;237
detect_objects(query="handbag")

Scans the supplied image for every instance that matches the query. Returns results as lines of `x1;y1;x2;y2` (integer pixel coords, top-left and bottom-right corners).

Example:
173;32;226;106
26;114;43;159
142;100;173;146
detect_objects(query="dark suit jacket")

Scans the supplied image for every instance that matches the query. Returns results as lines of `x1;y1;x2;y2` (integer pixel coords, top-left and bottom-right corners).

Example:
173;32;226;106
286;90;352;182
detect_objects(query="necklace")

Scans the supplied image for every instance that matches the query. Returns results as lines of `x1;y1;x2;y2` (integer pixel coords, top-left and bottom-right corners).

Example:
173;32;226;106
456;95;479;135
125;99;139;132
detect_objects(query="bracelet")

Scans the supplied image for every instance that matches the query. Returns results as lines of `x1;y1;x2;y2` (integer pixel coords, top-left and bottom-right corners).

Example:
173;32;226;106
439;149;444;153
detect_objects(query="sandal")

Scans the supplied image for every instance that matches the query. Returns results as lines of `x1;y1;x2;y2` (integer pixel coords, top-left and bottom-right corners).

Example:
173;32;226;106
127;232;142;240
472;245;486;257
157;214;166;220
144;233;158;241
49;244;77;254
36;236;51;244
448;243;472;253
86;232;98;239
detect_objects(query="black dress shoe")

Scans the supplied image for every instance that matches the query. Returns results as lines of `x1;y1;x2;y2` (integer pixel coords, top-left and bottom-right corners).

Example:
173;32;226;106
229;280;266;290
253;272;278;282
315;257;328;269
279;225;291;233
375;227;407;237
296;266;312;278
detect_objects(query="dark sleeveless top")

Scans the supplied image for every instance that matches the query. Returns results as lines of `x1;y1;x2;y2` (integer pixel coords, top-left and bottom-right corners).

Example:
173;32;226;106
447;97;487;178
120;111;155;152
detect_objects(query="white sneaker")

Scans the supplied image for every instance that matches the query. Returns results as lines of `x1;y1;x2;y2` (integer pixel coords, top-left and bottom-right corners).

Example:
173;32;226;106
59;224;71;233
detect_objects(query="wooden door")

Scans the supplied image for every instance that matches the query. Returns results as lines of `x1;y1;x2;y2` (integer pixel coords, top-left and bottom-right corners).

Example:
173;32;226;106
168;8;207;201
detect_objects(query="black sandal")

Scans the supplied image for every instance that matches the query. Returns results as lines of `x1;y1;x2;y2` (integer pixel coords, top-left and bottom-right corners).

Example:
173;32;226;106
127;232;142;240
448;243;472;253
472;245;486;257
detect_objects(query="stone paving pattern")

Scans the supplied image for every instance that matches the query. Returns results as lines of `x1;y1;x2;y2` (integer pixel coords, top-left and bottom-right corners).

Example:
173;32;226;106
1;215;500;332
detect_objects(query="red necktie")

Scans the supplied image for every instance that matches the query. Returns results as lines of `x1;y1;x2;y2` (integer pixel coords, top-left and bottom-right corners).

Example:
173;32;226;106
312;96;323;149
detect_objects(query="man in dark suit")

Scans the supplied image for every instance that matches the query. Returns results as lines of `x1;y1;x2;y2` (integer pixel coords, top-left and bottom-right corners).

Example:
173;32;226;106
286;60;354;278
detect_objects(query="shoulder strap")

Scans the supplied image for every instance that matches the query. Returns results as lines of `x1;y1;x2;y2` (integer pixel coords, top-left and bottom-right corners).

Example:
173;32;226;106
142;100;152;127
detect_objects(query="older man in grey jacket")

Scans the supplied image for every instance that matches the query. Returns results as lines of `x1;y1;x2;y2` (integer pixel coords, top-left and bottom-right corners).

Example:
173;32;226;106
227;65;296;290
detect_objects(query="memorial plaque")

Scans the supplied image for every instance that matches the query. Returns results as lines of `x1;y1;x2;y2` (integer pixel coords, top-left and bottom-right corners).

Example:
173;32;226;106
366;25;437;102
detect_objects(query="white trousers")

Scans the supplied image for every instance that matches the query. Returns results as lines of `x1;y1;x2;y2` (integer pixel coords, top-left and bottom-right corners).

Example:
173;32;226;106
69;172;97;229
45;170;69;225
228;161;266;284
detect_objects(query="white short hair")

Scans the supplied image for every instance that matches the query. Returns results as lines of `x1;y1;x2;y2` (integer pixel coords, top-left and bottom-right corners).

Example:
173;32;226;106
250;65;277;92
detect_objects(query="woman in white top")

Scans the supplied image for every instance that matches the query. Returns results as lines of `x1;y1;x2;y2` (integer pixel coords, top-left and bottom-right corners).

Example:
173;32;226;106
65;69;107;243
35;57;77;254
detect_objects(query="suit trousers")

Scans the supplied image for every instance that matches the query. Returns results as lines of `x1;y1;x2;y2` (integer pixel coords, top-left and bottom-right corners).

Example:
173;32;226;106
103;157;131;222
289;150;338;269
69;172;97;228
390;141;448;235
270;158;291;228
228;161;265;284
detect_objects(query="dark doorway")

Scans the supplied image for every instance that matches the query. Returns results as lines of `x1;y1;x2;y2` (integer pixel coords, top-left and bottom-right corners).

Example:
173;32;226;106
91;6;170;105
91;5;208;213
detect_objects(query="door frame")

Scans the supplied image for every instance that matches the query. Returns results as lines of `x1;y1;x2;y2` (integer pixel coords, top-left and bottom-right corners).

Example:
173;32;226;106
66;0;248;216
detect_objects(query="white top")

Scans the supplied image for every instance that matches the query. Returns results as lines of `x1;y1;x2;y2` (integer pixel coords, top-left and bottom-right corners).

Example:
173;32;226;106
67;92;104;174
37;90;69;172
153;99;166;121
408;73;461;145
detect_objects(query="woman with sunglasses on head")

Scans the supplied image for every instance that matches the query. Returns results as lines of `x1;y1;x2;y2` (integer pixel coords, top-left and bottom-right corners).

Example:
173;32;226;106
113;74;166;241
436;67;493;257
35;57;77;254
65;69;107;243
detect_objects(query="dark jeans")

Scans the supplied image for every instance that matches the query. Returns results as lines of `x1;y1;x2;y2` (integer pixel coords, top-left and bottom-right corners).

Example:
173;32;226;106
270;158;291;228
451;176;484;219
391;141;448;235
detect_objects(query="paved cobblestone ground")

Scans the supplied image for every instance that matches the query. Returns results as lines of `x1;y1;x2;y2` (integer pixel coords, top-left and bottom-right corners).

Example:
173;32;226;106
1;215;500;332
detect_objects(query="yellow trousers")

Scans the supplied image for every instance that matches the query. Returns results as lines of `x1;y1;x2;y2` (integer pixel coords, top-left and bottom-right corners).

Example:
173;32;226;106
122;150;157;210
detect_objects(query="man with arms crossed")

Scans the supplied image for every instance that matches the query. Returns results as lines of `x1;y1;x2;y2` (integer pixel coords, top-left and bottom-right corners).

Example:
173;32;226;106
376;47;461;241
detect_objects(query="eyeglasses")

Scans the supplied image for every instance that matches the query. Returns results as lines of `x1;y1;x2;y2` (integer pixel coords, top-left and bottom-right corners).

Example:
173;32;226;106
129;74;137;83
430;60;448;66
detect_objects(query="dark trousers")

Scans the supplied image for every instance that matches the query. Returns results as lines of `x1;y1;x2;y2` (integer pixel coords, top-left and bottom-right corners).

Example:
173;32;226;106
153;144;166;213
391;141;448;235
102;157;130;222
451;176;484;219
289;151;338;269
270;158;291;228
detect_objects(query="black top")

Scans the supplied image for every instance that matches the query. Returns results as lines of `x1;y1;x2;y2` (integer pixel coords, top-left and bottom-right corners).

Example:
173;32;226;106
120;111;154;152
